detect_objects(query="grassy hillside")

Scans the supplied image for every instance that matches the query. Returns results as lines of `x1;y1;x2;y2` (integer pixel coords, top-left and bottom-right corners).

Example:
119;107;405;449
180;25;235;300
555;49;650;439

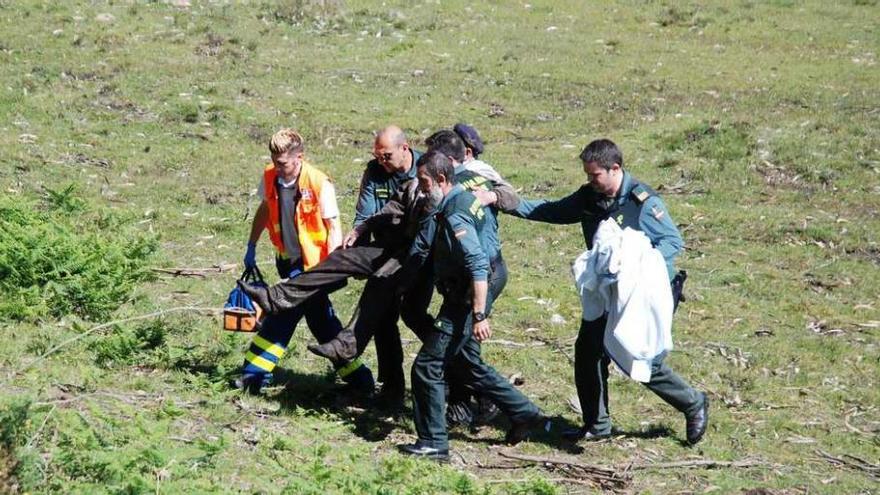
1;1;878;493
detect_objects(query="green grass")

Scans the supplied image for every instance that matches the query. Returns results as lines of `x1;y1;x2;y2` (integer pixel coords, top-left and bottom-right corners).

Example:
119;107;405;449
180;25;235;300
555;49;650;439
0;193;157;322
1;0;878;493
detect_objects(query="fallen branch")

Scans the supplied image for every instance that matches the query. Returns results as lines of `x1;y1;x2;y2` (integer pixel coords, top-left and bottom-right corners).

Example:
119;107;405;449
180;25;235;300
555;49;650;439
498;451;630;490
843;408;871;437
17;306;222;375
483;339;546;348
25;404;57;449
35;389;201;411
624;458;767;470
816;450;880;480
531;335;574;364
151;263;238;278
497;451;771;490
473;462;523;470
486;477;597;487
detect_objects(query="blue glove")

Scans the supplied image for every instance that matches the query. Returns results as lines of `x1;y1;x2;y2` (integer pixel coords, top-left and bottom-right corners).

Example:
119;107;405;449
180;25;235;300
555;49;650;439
244;242;257;269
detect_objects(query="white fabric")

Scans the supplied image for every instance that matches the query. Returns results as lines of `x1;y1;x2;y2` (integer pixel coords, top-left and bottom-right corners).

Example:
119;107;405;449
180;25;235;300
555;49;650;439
462;159;510;188
256;177;266;200
318;180;339;219
572;219;674;382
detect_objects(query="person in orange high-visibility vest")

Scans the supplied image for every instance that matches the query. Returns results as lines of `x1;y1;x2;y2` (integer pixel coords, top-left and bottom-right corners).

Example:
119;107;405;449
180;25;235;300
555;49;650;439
232;128;374;395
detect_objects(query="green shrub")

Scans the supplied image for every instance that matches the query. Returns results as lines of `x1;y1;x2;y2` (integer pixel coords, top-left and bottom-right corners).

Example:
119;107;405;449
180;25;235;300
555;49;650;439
0;398;32;494
93;319;168;368
511;477;559;495
0;193;157;322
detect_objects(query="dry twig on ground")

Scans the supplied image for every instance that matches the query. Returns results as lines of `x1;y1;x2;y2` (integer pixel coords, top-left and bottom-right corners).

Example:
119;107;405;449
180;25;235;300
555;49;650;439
623;458;767;470
498;451;631;491
530;335;575;364
816;450;880;480
151;263;238;278
495;451;774;490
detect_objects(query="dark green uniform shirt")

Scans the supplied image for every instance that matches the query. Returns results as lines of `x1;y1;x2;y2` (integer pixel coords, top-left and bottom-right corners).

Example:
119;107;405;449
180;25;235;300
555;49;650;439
433;185;490;292
407;168;503;268
513;171;683;279
454;166;501;260
354;149;423;227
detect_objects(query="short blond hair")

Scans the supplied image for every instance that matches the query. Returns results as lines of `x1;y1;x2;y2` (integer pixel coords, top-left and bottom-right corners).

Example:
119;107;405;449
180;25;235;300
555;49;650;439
269;128;304;155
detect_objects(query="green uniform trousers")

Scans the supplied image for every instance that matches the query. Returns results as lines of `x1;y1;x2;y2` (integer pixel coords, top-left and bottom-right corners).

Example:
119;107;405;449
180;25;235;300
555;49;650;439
411;260;539;450
576;316;704;434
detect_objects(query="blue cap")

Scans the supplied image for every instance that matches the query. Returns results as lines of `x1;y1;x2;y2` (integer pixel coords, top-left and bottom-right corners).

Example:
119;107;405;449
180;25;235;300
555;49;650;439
453;123;484;157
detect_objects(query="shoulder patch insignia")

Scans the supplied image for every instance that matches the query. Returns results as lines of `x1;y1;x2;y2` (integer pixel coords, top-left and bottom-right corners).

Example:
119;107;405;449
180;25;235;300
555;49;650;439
636;190;650;202
651;205;665;220
454;229;468;239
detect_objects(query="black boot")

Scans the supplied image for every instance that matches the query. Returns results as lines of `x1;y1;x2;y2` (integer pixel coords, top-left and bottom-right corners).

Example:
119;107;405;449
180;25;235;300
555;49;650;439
397;441;449;462
307;328;357;362
685;393;709;445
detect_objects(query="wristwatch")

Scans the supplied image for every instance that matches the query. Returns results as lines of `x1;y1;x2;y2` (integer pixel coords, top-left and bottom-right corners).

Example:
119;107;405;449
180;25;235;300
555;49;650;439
473;311;487;322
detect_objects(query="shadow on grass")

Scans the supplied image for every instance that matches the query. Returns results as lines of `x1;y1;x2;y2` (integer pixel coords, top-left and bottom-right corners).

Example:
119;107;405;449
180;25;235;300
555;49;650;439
517;423;681;455
195;360;407;444
615;423;675;440
264;367;409;443
216;365;591;451
448;413;586;453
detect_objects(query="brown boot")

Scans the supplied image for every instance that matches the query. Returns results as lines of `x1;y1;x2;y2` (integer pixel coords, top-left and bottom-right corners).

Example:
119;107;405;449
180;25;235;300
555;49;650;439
307;329;357;362
237;281;275;314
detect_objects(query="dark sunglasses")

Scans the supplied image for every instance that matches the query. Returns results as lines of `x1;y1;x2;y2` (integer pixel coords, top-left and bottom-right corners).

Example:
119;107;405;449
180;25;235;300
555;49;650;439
373;151;393;161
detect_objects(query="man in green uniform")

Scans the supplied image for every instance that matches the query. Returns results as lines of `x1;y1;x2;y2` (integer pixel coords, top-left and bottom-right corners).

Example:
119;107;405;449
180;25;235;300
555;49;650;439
397;151;547;461
421;129;518;428
349;125;425;401
308;128;521;415
503;138;708;445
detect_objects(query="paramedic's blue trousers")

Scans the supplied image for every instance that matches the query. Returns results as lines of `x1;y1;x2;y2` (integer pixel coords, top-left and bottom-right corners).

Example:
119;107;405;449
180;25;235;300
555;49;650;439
241;259;373;390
